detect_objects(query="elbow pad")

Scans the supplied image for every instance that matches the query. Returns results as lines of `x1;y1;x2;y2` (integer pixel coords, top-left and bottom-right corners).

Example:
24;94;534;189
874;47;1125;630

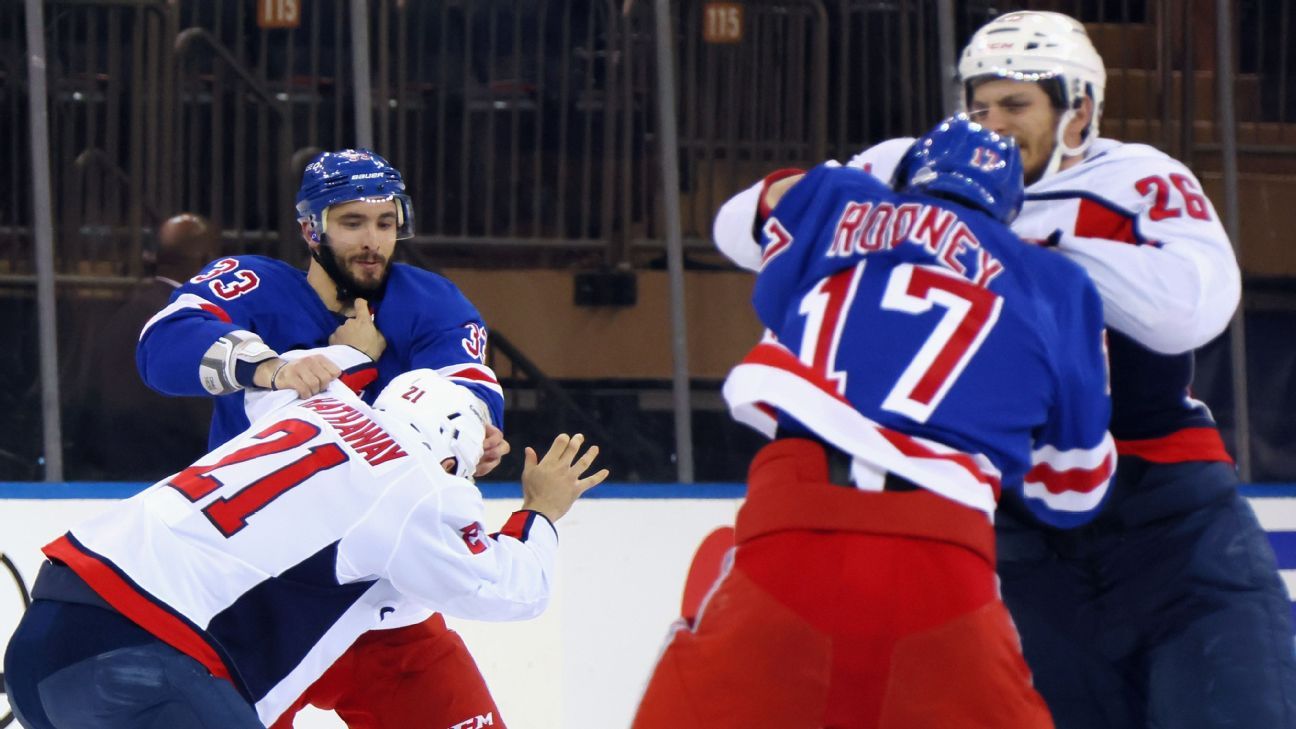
199;330;277;395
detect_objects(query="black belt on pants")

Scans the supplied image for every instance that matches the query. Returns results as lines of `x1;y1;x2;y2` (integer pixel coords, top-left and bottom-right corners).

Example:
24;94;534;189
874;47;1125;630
777;431;920;492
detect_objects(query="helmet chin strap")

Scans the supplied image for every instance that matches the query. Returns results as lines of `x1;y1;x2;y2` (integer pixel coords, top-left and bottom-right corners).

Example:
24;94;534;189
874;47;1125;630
1042;107;1097;181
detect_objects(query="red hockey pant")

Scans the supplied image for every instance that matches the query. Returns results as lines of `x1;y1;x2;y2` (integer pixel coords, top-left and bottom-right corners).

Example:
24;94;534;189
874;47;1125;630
632;438;1054;729
270;614;502;729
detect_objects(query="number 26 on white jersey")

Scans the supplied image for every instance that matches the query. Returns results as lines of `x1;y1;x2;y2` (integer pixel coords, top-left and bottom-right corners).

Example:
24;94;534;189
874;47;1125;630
798;261;1003;423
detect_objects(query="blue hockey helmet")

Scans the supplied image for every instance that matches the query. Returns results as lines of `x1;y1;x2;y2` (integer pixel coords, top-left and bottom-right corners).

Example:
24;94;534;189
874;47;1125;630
295;149;415;243
893;114;1025;224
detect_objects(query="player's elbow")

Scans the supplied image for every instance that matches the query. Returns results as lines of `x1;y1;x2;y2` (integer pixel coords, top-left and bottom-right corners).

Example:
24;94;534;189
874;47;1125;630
1117;306;1221;354
134;337;182;395
1110;261;1239;355
437;585;553;623
712;181;764;272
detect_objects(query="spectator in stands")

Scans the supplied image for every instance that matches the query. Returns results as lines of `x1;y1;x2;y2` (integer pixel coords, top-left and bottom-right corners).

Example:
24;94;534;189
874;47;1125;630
64;213;220;480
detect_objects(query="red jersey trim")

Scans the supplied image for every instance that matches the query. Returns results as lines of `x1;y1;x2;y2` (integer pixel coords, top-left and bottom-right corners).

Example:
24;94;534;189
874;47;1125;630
42;534;233;682
740;342;1002;497
339;365;379;395
1024;452;1115;495
199;302;232;323
495;510;538;542
1115;427;1234;464
758;168;807;220
1075;197;1140;245
442;366;500;386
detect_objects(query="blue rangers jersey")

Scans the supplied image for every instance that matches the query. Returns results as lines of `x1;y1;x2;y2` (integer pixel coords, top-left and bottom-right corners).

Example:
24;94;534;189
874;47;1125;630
137;255;503;450
842;138;1239;464
723;163;1116;527
43;377;552;727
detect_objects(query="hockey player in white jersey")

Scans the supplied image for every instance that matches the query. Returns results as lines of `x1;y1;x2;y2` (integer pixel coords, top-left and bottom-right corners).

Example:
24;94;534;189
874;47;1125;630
3;349;608;729
711;10;1296;729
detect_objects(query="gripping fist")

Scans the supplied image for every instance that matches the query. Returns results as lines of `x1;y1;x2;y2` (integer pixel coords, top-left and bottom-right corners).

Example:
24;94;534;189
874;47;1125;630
254;354;341;399
475;424;512;477
330;298;387;360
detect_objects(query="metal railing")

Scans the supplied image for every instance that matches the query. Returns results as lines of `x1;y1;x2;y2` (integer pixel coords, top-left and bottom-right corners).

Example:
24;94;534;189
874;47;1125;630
5;0;1290;482
6;1;1292;268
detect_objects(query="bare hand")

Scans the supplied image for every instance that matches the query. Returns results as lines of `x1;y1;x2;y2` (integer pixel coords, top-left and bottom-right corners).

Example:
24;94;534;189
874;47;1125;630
474;424;511;477
330;298;386;360
254;354;341;398
520;434;609;523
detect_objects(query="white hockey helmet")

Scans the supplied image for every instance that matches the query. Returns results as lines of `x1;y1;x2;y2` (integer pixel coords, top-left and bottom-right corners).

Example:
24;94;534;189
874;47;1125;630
959;11;1106;178
373;370;486;478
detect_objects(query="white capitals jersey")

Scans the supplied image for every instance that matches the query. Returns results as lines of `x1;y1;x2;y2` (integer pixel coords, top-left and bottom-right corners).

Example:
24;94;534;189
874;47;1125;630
44;381;556;726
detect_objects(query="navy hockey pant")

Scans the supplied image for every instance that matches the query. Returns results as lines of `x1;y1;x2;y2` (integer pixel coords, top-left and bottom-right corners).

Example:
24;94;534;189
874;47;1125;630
4;599;262;729
997;458;1296;729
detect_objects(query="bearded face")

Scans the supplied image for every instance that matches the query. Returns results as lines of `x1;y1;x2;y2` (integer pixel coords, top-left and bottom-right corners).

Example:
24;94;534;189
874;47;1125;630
312;198;399;301
315;240;392;301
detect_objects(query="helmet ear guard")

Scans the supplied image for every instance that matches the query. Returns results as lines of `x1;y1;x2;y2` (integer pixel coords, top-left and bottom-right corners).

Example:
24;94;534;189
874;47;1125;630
295;149;416;245
958;11;1106;179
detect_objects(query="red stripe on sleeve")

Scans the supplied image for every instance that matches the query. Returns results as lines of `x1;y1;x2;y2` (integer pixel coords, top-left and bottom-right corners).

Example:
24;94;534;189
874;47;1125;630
1024;452;1115;495
496;510;536;542
444;367;500;386
42;535;232;681
198;302;232;323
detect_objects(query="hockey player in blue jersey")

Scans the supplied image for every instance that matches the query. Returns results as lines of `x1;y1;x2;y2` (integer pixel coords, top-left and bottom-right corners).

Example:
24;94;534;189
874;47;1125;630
134;150;514;728
635;116;1115;728
711;11;1296;728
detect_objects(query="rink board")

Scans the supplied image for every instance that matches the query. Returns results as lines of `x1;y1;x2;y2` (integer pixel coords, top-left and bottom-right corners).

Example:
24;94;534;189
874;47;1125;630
1;482;1294;729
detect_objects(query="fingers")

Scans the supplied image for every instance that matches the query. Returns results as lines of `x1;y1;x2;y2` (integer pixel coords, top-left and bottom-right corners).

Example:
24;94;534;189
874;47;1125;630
474;452;502;478
519;434;607;522
474;427;512;477
537;433;601;472
543;433;572;462
524;446;538;469
561;433;585;462
577;468;611;495
572;444;600;474
279;355;341;398
329;312;386;360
